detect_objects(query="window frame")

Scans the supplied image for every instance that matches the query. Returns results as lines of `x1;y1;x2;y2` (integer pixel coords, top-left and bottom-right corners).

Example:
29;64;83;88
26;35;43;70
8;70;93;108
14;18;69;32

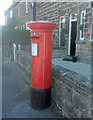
26;0;28;14
80;10;86;40
18;7;20;18
59;16;66;47
10;9;13;18
60;16;66;28
5;15;7;23
26;21;31;30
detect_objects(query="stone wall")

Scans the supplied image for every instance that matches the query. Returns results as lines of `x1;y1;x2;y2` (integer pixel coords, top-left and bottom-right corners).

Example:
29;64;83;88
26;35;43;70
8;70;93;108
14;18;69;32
5;46;91;118
52;47;67;59
76;42;91;64
13;1;33;29
51;64;91;118
5;2;92;64
15;50;31;78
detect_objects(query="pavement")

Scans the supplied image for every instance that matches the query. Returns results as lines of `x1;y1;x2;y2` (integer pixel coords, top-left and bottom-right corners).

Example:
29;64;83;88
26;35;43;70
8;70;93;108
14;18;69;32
2;55;63;118
52;58;91;82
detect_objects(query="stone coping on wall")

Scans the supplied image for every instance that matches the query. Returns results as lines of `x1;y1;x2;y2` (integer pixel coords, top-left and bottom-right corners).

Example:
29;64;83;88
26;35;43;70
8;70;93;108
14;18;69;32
52;64;91;100
76;40;86;44
76;40;93;45
88;40;93;45
51;64;91;118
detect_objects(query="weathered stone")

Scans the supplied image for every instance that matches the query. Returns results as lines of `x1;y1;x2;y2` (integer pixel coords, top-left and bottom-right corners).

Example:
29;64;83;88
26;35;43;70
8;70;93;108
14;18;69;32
51;64;91;118
5;46;92;118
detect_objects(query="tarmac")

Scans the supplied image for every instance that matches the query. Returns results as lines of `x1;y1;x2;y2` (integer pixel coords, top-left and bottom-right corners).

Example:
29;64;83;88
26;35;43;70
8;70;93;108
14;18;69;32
2;55;63;118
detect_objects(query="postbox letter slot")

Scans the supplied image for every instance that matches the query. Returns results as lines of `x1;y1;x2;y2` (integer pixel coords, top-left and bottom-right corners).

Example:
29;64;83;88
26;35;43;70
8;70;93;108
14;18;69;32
31;35;40;39
32;36;40;38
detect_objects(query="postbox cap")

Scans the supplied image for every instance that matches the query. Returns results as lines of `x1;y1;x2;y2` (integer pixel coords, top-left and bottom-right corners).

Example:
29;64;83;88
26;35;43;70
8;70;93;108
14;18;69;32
28;20;57;30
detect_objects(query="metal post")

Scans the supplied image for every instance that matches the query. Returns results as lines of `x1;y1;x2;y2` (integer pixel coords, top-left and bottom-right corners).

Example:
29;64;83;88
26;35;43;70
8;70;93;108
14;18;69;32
91;7;93;40
13;43;16;62
32;1;36;21
59;17;61;47
18;44;21;50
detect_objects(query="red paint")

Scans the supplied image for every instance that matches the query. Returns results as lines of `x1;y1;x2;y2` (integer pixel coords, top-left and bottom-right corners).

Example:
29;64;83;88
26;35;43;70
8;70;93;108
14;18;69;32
28;21;57;89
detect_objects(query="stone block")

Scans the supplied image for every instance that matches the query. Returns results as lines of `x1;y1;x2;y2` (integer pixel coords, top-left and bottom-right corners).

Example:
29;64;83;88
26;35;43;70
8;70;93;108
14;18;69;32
51;64;91;118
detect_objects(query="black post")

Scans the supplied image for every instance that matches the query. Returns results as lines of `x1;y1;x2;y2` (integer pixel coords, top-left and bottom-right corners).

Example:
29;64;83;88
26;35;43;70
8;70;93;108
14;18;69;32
32;1;36;21
92;2;93;40
90;1;93;40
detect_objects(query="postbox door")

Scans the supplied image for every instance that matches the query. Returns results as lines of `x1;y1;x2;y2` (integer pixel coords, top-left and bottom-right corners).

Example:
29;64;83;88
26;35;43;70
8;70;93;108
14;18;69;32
31;33;45;89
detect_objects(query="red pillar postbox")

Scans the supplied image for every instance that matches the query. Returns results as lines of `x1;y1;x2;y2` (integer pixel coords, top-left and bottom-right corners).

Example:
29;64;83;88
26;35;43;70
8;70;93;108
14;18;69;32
28;21;57;109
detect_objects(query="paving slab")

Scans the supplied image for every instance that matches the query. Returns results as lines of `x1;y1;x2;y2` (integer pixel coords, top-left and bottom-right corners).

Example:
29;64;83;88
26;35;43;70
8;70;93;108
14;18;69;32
52;58;91;81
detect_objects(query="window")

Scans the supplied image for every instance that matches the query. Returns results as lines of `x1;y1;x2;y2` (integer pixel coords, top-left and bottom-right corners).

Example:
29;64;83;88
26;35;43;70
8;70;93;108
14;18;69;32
18;7;20;17
26;23;29;30
10;9;13;18
80;10;86;40
60;16;65;30
26;0;28;13
59;16;66;47
71;13;77;21
26;22;31;30
5;16;7;23
21;25;23;30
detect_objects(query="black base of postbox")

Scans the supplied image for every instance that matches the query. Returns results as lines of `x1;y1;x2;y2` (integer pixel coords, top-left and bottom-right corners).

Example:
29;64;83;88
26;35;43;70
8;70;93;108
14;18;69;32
30;86;51;110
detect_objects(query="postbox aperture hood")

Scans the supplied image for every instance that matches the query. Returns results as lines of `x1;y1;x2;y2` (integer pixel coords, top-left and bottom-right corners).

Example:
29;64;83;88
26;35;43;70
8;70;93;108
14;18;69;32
27;20;57;31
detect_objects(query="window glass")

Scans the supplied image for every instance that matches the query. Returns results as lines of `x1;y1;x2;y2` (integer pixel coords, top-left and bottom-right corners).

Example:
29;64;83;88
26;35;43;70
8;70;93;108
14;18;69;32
60;16;65;28
18;7;20;17
26;0;28;13
10;9;13;18
80;10;86;40
26;22;31;30
5;16;7;23
71;13;77;21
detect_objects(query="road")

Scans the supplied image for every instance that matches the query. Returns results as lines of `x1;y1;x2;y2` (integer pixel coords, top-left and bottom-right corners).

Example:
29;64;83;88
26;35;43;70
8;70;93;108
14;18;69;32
2;55;63;118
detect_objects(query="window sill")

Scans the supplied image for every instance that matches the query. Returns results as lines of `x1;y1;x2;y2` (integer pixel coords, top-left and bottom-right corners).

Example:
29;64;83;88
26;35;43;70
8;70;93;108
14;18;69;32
10;17;13;19
26;12;28;14
88;40;93;42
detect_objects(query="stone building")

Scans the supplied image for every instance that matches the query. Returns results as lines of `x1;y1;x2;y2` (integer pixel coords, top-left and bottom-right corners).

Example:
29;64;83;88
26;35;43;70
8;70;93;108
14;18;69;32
5;1;93;64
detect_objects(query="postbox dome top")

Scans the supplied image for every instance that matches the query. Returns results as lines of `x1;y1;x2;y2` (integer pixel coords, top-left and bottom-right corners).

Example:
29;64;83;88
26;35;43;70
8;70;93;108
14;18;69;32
27;20;57;30
28;20;56;24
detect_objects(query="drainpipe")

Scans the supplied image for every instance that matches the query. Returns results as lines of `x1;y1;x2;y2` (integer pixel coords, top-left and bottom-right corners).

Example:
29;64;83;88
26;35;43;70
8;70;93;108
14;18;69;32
13;43;16;62
32;0;36;21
